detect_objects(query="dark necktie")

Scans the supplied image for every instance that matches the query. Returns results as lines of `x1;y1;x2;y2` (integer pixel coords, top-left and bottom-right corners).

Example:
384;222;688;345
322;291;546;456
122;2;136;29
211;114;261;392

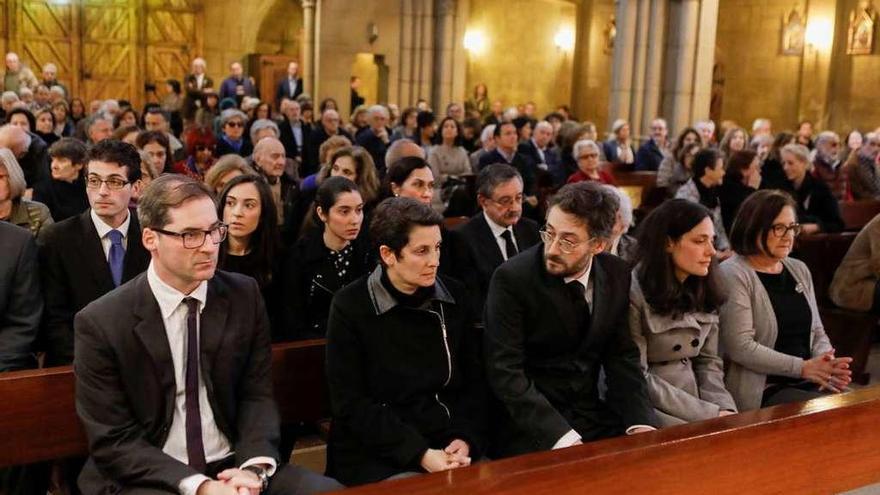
183;297;207;473
500;229;518;260
566;280;591;333
107;229;124;287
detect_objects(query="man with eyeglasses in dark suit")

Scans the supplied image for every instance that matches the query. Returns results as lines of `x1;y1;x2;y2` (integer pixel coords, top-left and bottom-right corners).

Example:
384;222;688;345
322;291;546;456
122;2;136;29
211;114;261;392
484;182;657;458
37;139;150;367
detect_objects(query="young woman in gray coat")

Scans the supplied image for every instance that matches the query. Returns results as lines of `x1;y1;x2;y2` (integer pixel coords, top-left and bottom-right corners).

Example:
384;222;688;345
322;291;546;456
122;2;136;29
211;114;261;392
720;190;853;411
629;199;737;426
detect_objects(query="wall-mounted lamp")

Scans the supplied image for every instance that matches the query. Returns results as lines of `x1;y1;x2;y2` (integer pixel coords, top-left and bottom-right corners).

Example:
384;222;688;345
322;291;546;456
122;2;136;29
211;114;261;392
805;18;833;52
463;29;487;55
554;27;575;51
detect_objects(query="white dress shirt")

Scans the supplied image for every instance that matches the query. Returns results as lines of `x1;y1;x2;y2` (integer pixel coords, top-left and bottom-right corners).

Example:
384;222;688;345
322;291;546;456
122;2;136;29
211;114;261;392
483;211;518;261
195;74;205;89
146;263;275;494
90;208;130;260
552;260;654;449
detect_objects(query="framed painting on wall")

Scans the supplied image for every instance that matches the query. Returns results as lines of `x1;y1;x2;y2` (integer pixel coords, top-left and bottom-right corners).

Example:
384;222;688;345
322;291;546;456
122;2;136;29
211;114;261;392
781;7;805;55
847;1;877;55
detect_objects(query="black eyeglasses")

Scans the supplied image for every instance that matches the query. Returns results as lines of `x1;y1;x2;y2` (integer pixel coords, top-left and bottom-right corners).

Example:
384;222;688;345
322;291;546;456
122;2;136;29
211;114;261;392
770;223;802;238
86;175;129;190
152;223;228;249
226;121;244;128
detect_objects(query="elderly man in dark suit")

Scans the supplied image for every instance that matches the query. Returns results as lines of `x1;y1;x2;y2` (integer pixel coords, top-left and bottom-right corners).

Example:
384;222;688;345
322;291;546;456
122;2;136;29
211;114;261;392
451;164;539;321
484;182;657;458
74;173;341;494
635;118;668;172
0;221;41;371
275;61;303;110
278;99;310;167
38;139;150;367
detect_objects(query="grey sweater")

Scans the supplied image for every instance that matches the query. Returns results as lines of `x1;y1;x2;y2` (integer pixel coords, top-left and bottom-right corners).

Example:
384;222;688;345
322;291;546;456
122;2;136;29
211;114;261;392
719;254;832;411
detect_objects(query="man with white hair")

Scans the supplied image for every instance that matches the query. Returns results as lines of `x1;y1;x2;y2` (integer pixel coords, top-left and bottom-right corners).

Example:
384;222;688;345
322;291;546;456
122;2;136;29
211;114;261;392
3;52;38;93
849;132;880;200
85;116;113;145
0;124;49;190
48;85;66;105
355;104;391;176
695;120;716;147
812;131;846;200
518;120;561;182
635;118;668;172
304;108;352;175
40;62;67;98
183;57;213;121
278;99;309;163
603;184;637;261
253;137;298;225
1;90;20;120
751;118;772;139
470;123;496;171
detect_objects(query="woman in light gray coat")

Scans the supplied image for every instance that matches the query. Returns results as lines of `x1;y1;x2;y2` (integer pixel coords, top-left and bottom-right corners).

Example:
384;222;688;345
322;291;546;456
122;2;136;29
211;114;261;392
720;190;852;411
629;199;736;426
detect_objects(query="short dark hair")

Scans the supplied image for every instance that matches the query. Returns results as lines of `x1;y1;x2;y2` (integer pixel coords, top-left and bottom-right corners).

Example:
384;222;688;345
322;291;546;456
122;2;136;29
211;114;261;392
416;111;435;129
135;130;173;173
437;116;462;146
477;163;522;198
217;174;278;287
143;106;169;123
692;148;722;179
370;197;442;263
137;174;213;230
315;176;360;214
86;139;142;183
494;121;515;138
725;149;758;184
48;137;88;165
6;108;35;131
547;182;618;240
729;189;798;256
634;199;724;316
382;156;431;199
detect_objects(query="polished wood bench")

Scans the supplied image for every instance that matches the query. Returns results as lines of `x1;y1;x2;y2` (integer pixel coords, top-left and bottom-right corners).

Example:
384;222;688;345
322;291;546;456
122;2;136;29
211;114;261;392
0;338;328;468
840;200;880;231
338;385;880;494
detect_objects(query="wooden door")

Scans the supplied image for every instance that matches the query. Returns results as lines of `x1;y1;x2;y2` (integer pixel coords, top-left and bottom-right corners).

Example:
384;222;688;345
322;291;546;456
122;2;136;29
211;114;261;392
144;0;203;102
249;54;298;108
10;0;80;97
80;0;138;105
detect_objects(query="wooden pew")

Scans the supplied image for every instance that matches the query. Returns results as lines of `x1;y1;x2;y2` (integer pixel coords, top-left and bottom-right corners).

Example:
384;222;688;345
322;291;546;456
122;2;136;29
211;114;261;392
338;385;880;495
0;339;328;468
840;200;880;231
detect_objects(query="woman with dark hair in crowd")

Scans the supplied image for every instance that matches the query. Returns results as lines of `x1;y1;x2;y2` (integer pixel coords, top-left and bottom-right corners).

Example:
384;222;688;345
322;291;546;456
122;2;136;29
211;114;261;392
135;130;174;178
325;197;487;486
676;148;729;253
721;189;852;410
719;126;748;159
319;97;339;114
172;126;216;180
113;107;138;130
760;131;796;190
32;138;89;221
657;127;702;195
465;82;490;120
51;101;74;137
195;88;220;130
69;98;87;124
281;176;370;341
217;174;280;309
428;117;471;207
512;116;532;143
391;106;418;142
415;111;437;153
781;143;843;234
34;108;59;147
6;107;35;132
719;149;761;233
629;199;736;426
319;146;380;206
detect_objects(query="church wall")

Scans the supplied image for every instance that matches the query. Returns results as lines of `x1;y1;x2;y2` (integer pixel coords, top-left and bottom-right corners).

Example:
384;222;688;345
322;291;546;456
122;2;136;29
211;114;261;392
828;0;880;134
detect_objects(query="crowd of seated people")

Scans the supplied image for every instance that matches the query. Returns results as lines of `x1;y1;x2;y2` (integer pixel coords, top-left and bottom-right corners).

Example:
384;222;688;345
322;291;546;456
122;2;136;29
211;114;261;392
1;52;878;494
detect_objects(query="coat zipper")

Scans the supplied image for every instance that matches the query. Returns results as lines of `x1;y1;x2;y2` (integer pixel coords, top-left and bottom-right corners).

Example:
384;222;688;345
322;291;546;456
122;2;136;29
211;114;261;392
427;306;452;418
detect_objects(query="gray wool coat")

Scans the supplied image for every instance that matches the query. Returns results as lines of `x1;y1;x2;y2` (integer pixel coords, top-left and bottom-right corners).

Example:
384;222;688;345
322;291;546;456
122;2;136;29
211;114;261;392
629;274;737;426
719;255;832;411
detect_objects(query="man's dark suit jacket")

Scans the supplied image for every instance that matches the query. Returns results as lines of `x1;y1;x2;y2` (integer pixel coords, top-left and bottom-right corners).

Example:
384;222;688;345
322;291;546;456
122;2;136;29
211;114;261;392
20;131;49;188
484;245;656;457
74;271;279;492
0;222;41;372
275;77;303;108
478;149;538;195
355;127;389;177
451;213;539;320
635;138;664;172
37;209;150;366
278;117;310;165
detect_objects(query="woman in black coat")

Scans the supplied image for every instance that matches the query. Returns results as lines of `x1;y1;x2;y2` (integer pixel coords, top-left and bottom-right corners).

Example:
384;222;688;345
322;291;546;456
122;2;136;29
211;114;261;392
280;176;370;340
781;143;844;234
325;197;488;486
719;149;761;233
32;138;89;222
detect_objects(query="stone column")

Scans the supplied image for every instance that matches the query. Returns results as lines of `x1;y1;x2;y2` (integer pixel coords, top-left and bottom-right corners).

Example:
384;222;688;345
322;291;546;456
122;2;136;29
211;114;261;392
663;0;699;134
691;0;718;123
398;0;416;105
629;0;650;139
302;0;317;96
608;0;638;127
640;0;666;136
432;0;456;110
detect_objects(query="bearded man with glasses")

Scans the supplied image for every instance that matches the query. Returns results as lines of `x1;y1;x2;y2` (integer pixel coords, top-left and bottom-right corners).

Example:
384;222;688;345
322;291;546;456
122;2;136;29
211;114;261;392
484;181;657;458
73;173;343;494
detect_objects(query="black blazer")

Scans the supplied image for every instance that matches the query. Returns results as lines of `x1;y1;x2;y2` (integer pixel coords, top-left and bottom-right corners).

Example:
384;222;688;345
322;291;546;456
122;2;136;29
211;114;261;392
275;77;303;107
74;271;279;492
278;118;310;164
478;149;538;195
635;139;664;172
451;213;539;320
484;246;657;457
37;209;150;366
786;173;844;233
0;222;41;371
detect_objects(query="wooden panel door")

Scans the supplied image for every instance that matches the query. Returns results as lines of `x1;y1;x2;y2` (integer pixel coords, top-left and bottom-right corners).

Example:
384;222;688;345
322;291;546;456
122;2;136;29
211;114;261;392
0;0;8;61
11;0;80;97
80;0;137;105
144;0;203;101
249;54;298;108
